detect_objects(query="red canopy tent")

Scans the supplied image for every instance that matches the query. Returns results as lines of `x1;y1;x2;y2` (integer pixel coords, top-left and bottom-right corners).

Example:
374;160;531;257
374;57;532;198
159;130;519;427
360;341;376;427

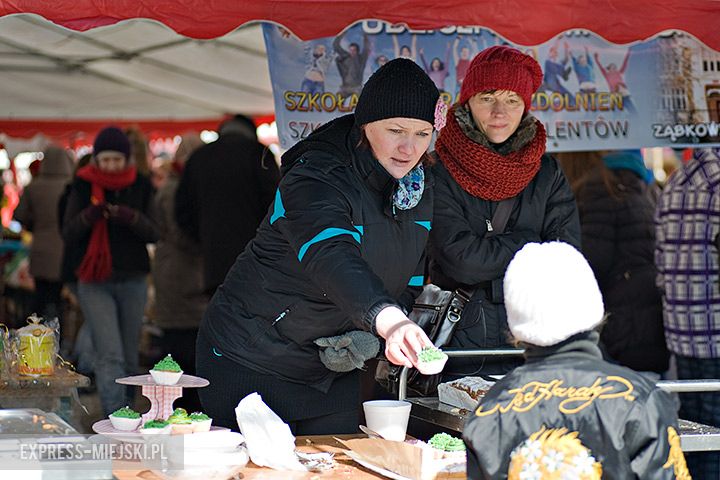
2;0;719;47
0;0;719;143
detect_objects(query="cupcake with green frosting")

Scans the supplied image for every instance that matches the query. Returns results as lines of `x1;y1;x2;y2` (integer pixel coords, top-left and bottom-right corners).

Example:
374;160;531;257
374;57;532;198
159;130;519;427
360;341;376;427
189;412;213;432
140;419;170;435
167;408;193;434
150;354;183;385
428;432;467;460
109;406;142;431
416;346;448;375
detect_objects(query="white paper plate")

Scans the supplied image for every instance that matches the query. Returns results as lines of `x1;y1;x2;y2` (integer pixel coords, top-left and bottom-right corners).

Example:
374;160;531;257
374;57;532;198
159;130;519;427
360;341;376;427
346;450;412;480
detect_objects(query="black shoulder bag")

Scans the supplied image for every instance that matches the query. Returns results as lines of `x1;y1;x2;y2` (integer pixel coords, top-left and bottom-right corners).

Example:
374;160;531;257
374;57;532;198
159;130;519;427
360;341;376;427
375;196;517;397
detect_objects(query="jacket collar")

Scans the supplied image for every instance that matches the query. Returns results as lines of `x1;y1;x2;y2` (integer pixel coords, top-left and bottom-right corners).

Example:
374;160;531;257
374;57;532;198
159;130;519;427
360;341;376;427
523;331;603;364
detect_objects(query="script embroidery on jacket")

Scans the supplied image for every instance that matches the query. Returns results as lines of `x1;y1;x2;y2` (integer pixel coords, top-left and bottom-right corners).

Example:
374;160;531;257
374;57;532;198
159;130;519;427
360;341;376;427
475;376;636;416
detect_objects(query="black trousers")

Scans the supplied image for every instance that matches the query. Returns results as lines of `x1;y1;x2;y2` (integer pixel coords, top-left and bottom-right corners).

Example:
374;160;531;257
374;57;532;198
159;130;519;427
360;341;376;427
196;328;358;435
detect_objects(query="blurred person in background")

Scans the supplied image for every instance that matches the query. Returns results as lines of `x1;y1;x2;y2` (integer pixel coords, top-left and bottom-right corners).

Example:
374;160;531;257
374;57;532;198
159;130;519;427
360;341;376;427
125;126;151;177
152;133;205;412
62;127;159;415
14;145;73;321
58;153;94;376
655;147;720;477
175;115;280;296
558;150;669;375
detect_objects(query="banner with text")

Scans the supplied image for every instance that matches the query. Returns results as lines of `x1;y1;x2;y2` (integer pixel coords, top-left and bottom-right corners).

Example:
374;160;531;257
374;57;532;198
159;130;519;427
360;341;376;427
263;22;720;151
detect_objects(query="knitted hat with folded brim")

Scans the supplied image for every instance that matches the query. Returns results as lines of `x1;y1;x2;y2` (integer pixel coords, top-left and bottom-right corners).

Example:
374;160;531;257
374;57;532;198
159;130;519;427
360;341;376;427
504;242;605;347
459;45;543;112
93;126;131;159
355;58;440;127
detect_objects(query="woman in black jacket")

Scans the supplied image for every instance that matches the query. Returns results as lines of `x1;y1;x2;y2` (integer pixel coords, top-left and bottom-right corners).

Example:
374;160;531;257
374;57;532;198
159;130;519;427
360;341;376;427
197;59;443;434
62;127;159;416
430;46;580;376
569;149;669;373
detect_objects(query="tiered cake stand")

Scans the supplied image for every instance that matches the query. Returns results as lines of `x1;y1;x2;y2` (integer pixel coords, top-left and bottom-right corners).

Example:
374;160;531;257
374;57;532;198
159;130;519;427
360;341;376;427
92;374;212;437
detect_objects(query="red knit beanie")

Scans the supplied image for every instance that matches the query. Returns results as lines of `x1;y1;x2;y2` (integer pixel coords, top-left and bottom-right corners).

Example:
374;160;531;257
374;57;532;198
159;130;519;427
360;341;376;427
459;46;543;112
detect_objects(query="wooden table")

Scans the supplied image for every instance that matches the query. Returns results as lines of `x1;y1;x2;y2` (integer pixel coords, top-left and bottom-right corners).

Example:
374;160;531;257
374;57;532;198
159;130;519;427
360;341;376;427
113;435;395;480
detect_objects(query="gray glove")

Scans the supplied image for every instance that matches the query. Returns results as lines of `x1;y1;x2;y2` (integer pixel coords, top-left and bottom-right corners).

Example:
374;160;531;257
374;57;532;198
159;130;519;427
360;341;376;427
314;330;380;372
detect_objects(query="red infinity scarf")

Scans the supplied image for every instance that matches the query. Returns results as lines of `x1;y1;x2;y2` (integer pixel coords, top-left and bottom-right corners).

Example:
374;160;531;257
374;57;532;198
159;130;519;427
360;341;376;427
75;164;137;282
435;105;546;201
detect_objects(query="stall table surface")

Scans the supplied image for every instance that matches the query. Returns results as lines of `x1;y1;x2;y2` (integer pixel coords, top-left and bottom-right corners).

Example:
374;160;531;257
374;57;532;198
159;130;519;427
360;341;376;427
0;366;90;424
112;434;406;480
407;396;720;452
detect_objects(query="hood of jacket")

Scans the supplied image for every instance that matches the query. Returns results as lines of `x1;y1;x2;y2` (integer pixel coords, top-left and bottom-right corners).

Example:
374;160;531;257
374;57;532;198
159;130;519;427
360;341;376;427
280;114;356;176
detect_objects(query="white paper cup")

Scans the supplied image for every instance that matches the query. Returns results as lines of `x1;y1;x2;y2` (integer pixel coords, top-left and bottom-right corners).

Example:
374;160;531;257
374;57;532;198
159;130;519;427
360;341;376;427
362;400;411;442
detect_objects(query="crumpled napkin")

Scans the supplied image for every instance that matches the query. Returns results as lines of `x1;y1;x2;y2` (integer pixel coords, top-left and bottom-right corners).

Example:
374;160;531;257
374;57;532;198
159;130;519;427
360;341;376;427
314;330;380;372
235;392;305;471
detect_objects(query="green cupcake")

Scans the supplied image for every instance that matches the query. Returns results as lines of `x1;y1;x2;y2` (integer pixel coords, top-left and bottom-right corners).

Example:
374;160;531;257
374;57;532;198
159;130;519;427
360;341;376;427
143;419;169;429
111;406;140;419
153;354;182;372
150;354;183;385
429;432;466;452
189;412;210;422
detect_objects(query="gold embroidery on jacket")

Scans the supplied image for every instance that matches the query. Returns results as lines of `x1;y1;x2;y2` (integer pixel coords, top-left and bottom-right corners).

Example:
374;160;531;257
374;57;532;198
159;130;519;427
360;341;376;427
475;376;635;416
508;426;602;480
663;426;691;479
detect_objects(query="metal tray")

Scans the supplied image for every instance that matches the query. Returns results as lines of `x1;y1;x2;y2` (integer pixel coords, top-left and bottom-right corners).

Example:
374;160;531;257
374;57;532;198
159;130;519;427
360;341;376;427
407;396;720;452
0;408;78;436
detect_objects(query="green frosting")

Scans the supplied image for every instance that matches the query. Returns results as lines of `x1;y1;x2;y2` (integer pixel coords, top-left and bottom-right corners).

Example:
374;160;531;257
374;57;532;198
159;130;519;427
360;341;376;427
418;346;447;363
143;420;169;429
429;433;466;452
190;412;210;421
153;354;182;372
111;407;140;419
167;408;191;424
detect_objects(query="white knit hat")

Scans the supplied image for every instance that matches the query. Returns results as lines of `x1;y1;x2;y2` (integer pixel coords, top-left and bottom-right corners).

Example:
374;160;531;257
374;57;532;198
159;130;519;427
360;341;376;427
503;242;604;347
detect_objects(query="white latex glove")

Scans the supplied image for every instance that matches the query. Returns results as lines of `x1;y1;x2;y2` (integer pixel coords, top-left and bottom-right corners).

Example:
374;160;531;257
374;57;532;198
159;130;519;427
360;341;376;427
375;306;432;368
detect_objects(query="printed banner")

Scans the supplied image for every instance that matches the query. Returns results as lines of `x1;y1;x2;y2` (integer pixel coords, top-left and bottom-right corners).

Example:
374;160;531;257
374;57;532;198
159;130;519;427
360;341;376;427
263;22;720;151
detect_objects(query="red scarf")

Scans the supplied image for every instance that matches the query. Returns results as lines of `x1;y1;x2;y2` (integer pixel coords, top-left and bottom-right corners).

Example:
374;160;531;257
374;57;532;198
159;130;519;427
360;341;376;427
75;164;137;282
435;105;546;201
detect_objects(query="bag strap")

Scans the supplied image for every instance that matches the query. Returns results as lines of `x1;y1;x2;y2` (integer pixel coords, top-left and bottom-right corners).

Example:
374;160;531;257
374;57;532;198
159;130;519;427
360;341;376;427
486;196;517;238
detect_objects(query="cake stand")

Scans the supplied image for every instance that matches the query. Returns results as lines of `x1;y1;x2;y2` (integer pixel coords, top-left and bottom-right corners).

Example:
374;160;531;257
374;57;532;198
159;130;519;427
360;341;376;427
92;373;214;438
115;373;209;424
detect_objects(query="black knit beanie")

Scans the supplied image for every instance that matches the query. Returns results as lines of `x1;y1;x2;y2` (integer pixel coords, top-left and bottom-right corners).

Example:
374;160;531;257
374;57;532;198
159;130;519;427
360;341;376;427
354;58;440;127
93;126;131;159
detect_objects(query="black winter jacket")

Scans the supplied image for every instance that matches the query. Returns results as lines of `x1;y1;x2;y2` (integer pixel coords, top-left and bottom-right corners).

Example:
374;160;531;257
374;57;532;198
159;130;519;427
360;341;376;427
464;332;689;479
201;115;432;392
62;174;159;279
429;155;580;374
575;166;669;373
175;133;279;293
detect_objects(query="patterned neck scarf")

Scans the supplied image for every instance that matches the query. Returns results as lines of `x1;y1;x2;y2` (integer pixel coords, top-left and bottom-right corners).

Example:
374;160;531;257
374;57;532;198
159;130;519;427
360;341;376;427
393;163;425;210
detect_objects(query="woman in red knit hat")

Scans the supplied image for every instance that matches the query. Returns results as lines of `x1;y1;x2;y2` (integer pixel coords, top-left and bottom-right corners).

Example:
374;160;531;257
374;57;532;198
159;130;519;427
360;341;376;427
429;46;581;377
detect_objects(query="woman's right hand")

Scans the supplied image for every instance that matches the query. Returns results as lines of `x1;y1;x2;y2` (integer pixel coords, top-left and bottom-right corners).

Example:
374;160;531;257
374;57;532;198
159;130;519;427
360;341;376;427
375;306;432;368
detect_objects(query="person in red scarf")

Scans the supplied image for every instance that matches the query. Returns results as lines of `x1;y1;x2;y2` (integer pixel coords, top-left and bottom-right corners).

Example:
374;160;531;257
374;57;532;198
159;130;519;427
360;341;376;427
429;46;581;377
62;126;159;416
